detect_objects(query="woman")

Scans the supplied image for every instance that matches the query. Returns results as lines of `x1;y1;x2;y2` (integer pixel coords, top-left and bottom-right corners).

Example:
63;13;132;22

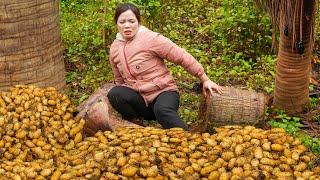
107;3;223;130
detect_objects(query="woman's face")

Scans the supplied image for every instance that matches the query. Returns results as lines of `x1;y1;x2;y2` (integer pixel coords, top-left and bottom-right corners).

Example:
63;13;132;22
117;10;139;41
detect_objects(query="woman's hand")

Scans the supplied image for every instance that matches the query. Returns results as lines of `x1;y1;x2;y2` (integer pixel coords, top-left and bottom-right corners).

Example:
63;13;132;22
202;80;223;96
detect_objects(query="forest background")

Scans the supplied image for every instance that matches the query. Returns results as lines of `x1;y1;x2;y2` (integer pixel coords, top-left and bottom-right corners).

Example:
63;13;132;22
60;0;320;155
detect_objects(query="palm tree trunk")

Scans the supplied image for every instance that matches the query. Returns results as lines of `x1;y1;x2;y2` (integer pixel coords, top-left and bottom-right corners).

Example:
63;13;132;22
0;0;65;91
274;0;316;113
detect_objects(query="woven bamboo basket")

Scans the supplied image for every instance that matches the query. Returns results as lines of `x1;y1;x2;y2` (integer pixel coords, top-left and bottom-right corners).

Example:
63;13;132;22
196;86;267;131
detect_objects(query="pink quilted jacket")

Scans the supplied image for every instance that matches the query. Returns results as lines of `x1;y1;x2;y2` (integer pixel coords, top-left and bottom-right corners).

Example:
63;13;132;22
109;26;205;105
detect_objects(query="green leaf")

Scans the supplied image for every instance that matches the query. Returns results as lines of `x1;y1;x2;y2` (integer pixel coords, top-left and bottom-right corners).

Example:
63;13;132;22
292;117;300;122
78;94;89;104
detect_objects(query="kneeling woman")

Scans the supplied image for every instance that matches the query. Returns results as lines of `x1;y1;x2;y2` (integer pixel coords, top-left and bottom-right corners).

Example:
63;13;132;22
107;3;223;130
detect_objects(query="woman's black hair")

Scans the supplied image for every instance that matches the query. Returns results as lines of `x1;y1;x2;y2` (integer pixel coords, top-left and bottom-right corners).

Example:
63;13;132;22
114;3;141;24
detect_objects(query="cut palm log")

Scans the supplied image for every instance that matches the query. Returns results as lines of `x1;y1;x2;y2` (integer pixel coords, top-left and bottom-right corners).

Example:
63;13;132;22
191;86;268;133
75;83;141;136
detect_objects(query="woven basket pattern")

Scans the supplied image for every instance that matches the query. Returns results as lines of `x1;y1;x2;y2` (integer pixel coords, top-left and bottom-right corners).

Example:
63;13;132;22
202;87;267;127
0;0;65;91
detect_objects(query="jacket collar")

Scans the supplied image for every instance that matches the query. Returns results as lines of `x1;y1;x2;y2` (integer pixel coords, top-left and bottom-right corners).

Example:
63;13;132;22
116;25;148;42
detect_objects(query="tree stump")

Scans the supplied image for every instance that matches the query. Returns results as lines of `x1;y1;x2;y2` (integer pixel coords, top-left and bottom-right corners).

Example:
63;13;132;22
75;83;141;136
190;86;268;133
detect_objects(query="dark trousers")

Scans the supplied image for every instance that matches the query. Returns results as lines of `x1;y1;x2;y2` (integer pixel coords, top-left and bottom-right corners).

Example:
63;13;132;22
107;86;188;130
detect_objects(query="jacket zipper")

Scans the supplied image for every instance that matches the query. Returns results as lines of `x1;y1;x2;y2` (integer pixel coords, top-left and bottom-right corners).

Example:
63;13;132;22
123;42;136;79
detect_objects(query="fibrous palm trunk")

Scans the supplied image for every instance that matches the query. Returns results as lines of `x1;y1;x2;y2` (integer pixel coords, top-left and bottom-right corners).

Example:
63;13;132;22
274;0;317;113
0;0;65;91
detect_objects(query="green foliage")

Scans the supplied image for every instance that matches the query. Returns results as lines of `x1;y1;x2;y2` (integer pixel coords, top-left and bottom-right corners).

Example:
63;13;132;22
246;55;276;92
156;0;274;91
107;0;162;29
179;92;200;125
60;0;115;104
61;0;107;60
267;109;320;155
309;97;320;109
268;109;303;135
66;71;77;84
